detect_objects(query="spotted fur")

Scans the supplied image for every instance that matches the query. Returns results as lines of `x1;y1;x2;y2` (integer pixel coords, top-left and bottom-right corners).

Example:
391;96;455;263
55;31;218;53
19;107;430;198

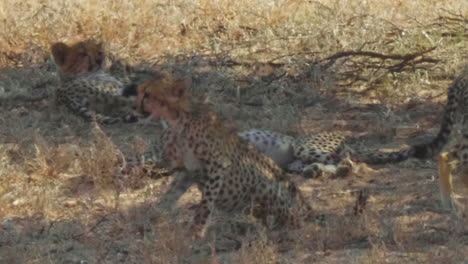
238;129;353;178
132;72;314;238
241;69;468;215
51;40;149;124
431;69;468;214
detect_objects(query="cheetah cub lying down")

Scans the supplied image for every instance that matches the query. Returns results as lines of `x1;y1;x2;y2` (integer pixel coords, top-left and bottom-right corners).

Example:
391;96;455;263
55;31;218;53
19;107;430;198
131;71;314;238
51;39;151;124
238;129;354;178
241;69;468;216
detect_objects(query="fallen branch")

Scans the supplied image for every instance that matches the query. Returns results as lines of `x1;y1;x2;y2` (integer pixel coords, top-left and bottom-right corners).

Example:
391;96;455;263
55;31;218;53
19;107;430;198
312;46;440;94
318;46;438;69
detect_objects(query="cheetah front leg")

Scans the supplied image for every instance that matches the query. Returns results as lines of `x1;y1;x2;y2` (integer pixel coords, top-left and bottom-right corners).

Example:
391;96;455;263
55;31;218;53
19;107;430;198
190;168;225;240
437;151;465;216
62;95;117;124
60;93;137;124
156;169;200;210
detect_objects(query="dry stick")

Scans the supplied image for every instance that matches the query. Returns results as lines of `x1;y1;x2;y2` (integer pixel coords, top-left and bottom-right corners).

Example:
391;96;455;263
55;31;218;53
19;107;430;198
439;8;467;22
389;57;440;73
316;47;440;94
268;51;320;64
318;46;438;67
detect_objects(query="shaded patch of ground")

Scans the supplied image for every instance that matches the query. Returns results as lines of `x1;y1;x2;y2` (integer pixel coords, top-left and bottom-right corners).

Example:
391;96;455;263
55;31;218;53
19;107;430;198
1;53;467;263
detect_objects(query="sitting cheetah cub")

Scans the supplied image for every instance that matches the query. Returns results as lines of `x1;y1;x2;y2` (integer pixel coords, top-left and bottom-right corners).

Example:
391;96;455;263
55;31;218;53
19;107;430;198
131;72;314;238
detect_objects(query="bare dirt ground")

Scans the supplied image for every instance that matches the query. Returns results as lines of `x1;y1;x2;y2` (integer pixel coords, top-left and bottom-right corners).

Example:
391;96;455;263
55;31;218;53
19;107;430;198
1;0;467;263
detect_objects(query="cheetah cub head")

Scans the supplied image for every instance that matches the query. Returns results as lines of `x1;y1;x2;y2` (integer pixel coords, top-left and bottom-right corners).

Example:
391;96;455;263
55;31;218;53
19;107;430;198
133;72;192;121
51;39;105;79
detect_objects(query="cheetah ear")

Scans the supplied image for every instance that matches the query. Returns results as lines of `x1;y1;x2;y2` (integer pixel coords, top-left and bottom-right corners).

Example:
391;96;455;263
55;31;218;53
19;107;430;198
170;77;192;100
51;42;69;66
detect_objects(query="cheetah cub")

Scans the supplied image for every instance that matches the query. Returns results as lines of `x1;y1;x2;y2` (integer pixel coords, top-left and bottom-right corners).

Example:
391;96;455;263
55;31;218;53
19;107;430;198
51;39;140;124
132;72;314;238
434;70;468;215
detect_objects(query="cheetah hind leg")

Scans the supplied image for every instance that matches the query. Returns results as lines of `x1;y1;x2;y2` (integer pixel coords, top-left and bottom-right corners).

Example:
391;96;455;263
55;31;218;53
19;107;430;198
299;158;354;179
287;160;335;178
334;157;355;178
437;151;465;217
301;163;335;178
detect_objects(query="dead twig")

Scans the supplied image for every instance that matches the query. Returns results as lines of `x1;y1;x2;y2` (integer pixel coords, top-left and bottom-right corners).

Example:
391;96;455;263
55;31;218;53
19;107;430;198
318;46;438;69
439;8;467;23
313;46;440;94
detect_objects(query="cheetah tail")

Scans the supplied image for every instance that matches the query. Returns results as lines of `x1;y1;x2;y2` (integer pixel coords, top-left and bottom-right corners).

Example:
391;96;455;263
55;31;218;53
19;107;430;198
356;135;449;164
355;148;414;164
411;136;448;160
411;71;467;159
410;104;456;159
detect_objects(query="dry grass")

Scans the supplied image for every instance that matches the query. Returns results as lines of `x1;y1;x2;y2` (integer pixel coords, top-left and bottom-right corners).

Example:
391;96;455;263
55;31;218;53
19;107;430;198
1;0;468;263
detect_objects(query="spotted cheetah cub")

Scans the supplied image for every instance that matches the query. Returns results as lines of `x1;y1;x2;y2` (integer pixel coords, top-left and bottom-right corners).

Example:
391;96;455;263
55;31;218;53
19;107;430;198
434;71;468;215
132;72;313;238
238;129;354;178
51;40;139;124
